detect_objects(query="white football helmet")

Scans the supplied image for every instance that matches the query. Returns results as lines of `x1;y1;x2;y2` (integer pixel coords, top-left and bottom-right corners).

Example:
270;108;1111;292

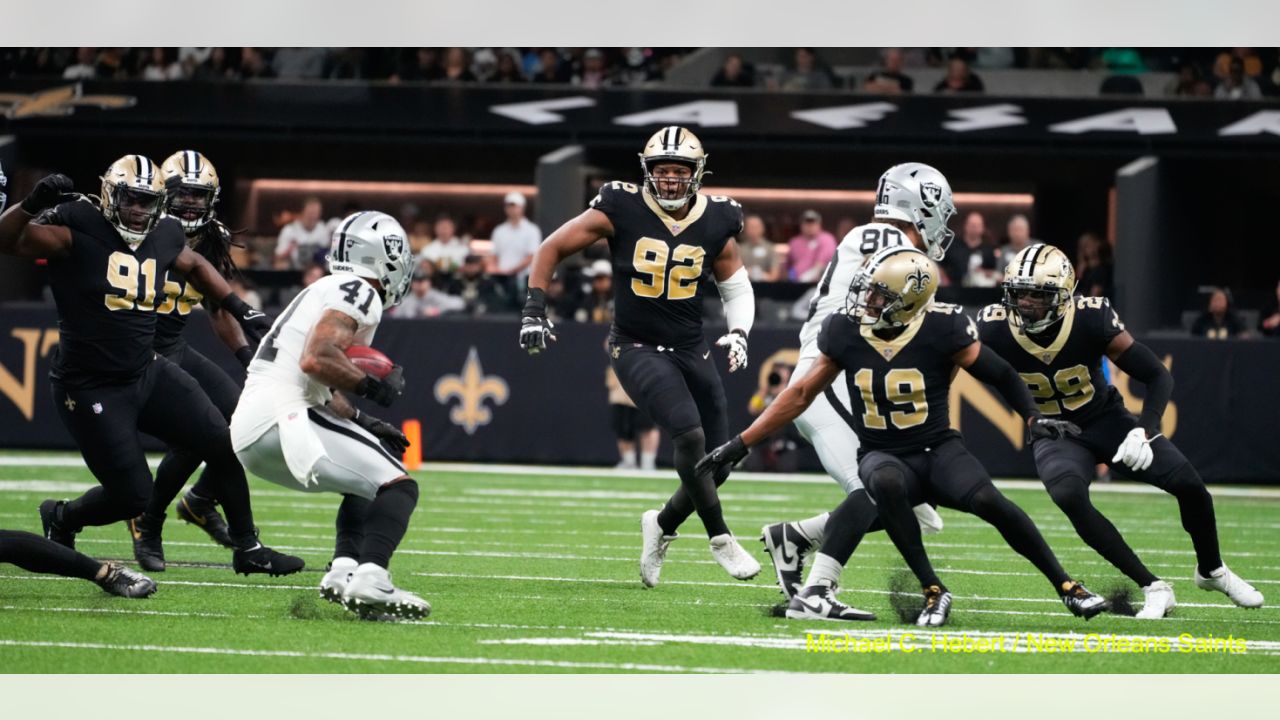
327;211;413;308
872;163;957;262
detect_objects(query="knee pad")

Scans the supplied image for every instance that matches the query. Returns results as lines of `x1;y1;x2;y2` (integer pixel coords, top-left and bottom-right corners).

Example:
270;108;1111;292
866;463;908;503
1165;462;1210;501
672;428;707;470
1045;474;1093;517
966;485;1009;518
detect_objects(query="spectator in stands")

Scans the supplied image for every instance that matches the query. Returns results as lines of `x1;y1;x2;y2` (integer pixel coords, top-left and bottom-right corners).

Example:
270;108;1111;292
786;210;837;283
327;48;367;79
532;48;570;84
711;53;756;88
229;277;262;311
470;48;499;82
140;48;184;81
614;48;659;86
934;55;984;93
606;366;659;471
999;214;1037;268
272;48;329;79
1214;48;1263;83
391;48;443;82
573;48;609;89
1214;56;1262;100
194;47;239;81
273;197;332;270
834;217;857;242
443;254;510;315
492;49;528;83
864;48;914;94
491;191;543;293
1259;280;1280;338
779;48;836;91
419;213;470;274
575;259;614;324
95;48;127;79
1166;62;1208;96
239;47;275;79
441;48;477;82
63;47;97;80
1191;288;1244;340
941;211;1001;288
739;214;781;282
1075;232;1115;301
394;271;466;318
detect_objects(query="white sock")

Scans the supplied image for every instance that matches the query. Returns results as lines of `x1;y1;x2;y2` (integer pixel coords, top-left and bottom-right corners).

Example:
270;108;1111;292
640;451;657;471
804;552;844;589
793;513;830;546
619;450;637;468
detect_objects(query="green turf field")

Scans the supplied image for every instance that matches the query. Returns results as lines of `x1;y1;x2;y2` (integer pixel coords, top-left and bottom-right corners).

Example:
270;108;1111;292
1;454;1277;673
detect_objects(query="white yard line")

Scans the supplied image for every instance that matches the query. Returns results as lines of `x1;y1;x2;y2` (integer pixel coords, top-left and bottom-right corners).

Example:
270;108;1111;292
0;604;243;619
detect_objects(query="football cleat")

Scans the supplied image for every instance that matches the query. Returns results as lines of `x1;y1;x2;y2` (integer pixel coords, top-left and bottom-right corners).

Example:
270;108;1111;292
320;557;358;605
760;522;811;600
1194;565;1264;608
1061;581;1109;619
917;585;953;627
176;490;235;549
639;509;677;588
1136;580;1176;619
342;563;431;620
785;584;876;622
96;562;157;598
39;499;76;550
128;513;166;572
709;533;761;581
231;544;305;577
913;503;944;535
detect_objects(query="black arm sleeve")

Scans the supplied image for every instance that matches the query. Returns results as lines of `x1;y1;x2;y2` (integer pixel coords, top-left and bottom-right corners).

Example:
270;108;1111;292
1111;341;1171;436
965;343;1041;421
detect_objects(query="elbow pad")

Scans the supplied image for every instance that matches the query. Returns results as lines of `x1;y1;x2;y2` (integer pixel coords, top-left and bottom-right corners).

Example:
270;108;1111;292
716;266;755;336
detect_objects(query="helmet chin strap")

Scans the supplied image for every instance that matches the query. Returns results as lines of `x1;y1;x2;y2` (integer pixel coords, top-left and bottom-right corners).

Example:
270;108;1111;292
655;195;689;212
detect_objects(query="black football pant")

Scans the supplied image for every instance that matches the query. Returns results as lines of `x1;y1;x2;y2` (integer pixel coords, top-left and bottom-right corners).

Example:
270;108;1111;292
0;529;101;581
50;357;257;547
609;339;730;537
1034;405;1221;585
146;345;242;518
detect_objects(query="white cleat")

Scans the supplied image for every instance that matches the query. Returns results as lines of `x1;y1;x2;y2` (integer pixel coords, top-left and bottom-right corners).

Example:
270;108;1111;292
1195;565;1264;608
319;556;358;605
640;510;677;588
1136;580;1176;619
709;533;761;581
913;503;944;535
342;563;431;620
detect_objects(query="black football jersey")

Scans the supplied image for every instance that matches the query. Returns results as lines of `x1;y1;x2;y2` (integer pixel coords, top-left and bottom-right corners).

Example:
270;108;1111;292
152;223;234;355
976;296;1126;425
590;182;743;348
41;199;186;388
817;303;978;454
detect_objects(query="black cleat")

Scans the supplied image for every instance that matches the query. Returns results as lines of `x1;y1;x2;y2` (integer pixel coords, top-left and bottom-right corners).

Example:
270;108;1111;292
916;585;953;627
96;562;157;598
39;499;76;550
1062;581;1109;620
784;584;876;622
232;544;305;577
176;491;235;549
760;522;811;600
128;513;166;572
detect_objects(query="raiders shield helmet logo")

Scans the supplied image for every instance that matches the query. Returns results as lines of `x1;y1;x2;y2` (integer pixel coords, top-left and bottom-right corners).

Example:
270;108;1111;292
383;233;405;261
918;181;944;206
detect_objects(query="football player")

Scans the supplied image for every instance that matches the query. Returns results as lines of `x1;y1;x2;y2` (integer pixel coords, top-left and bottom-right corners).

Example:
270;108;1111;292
520;126;761;585
0;157;302;577
980;243;1263;617
758;163;952;599
1;529;155;598
230;210;427;620
699;246;1108;625
127;150;258;571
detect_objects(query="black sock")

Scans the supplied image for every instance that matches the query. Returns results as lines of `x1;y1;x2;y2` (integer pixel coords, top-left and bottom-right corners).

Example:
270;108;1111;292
360;480;418;569
868;467;943;590
816;490;878;566
1047;474;1158;587
969;485;1070;589
0;529;101;580
189;467;218;503
60;486;121;531
148;449;202;517
1166;464;1222;572
335;494;370;560
661;428;729;538
200;446;257;548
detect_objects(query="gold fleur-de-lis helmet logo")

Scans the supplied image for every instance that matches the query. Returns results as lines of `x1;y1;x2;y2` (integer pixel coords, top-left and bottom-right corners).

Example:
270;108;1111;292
433;347;510;435
906;265;932;295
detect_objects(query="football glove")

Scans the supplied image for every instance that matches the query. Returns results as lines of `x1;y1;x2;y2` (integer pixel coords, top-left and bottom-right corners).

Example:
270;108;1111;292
355;365;405;408
1112;427;1157;472
234;344;256;369
221;293;273;344
353;410;410;454
519;287;556;355
1028;417;1082;443
695;435;749;481
21;173;75;215
715;329;749;373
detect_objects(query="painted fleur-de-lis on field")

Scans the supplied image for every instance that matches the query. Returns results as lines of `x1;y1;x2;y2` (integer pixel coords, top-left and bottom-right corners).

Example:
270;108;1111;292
433;347;509;435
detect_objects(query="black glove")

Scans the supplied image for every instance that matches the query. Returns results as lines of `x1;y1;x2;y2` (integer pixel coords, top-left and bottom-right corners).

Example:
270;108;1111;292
519;287;556;355
353;410;410;454
355;365;405;408
233;344;256;369
694;435;749;480
21;174;75;215
221;293;273;344
1028;417;1083;443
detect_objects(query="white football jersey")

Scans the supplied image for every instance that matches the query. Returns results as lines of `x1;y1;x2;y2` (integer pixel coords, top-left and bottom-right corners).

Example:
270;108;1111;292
231;273;383;451
797;222;912;359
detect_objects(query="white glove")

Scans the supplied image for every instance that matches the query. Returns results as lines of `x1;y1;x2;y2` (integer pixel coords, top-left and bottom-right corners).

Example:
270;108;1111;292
1112;427;1157;472
715;330;749;373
